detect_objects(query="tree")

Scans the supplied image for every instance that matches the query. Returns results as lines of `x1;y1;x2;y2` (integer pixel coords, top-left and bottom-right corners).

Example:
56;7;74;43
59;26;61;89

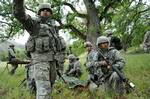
0;0;150;51
111;0;150;51
0;0;23;41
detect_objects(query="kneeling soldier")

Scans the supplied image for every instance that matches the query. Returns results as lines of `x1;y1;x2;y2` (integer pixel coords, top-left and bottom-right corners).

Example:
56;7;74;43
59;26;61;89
65;54;82;78
93;36;125;96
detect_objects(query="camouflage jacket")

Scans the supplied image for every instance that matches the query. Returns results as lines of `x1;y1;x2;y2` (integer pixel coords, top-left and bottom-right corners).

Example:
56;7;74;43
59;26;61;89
55;36;67;63
65;60;82;75
93;47;125;73
143;30;150;47
13;0;63;62
85;49;97;75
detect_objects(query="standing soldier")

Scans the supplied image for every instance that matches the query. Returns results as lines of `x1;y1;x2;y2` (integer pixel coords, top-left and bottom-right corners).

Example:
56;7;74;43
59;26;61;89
65;54;82;78
142;30;150;53
94;36;125;96
8;44;18;75
13;1;62;99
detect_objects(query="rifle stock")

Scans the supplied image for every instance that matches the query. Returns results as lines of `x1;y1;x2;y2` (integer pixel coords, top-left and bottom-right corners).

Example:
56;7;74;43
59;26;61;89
56;69;67;84
112;66;135;92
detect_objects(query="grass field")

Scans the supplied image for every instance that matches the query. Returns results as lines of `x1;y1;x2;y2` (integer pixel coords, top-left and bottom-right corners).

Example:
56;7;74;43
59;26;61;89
0;53;150;99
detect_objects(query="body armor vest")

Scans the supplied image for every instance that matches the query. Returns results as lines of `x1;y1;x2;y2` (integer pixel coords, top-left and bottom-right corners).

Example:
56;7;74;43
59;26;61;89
25;17;63;54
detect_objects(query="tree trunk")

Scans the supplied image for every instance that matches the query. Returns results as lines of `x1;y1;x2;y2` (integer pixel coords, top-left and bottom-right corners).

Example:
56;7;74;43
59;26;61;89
83;0;101;47
122;43;128;52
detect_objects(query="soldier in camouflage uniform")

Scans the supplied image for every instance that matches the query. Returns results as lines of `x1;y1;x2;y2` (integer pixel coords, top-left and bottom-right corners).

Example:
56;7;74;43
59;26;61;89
142;30;150;53
65;54;82;78
13;1;63;99
8;44;18;75
84;42;97;82
93;36;125;95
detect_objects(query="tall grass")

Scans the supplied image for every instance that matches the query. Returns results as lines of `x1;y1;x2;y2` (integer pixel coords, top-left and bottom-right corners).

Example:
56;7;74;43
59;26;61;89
0;53;150;99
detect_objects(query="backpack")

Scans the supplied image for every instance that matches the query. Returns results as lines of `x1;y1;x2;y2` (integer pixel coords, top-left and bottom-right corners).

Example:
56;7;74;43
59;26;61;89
111;36;123;50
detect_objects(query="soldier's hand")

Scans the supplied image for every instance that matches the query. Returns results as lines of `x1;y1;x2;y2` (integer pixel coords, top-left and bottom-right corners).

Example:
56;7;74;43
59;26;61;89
99;61;107;66
107;65;111;69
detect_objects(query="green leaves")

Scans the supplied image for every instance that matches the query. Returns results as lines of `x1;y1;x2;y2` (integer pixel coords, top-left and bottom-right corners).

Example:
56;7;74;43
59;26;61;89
0;0;149;50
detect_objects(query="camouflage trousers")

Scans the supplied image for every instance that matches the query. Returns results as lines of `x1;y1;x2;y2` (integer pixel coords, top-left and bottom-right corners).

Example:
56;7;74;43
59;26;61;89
30;61;57;99
25;64;36;94
104;72;124;95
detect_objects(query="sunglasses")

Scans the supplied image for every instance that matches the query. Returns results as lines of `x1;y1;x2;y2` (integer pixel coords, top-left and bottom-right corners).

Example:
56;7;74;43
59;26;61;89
84;46;92;48
40;8;52;12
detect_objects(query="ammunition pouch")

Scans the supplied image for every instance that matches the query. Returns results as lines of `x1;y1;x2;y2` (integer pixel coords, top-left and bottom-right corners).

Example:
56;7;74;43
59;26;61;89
26;37;35;52
101;66;110;74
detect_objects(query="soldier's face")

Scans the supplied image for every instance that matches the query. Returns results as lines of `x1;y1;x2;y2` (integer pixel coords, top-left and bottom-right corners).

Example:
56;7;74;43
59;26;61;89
99;42;109;49
85;46;92;52
40;9;52;17
69;59;73;63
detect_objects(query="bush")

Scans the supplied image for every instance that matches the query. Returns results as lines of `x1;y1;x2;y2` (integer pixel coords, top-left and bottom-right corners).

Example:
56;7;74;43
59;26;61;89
67;40;85;56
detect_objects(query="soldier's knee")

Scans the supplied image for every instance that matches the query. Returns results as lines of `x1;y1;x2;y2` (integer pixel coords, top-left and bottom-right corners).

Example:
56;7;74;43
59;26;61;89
111;72;120;80
36;80;51;95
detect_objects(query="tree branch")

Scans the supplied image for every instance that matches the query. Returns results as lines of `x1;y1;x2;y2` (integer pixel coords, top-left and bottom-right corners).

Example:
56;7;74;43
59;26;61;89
58;24;86;40
138;7;150;14
62;2;87;18
0;12;12;16
0;21;12;26
25;6;36;13
99;0;118;21
0;26;13;39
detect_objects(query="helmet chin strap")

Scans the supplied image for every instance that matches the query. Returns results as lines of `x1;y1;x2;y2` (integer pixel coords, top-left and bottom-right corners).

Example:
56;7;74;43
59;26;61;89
40;16;50;23
99;47;108;52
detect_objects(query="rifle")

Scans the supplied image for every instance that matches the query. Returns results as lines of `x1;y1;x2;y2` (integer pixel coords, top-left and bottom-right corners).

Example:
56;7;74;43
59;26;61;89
98;50;135;93
18;63;31;87
18;78;26;87
56;69;67;84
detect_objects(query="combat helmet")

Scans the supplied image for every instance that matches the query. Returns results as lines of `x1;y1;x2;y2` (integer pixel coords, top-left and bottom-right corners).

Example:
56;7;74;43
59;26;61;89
68;54;76;60
105;29;113;36
84;41;92;48
96;36;109;46
37;3;52;15
9;44;15;47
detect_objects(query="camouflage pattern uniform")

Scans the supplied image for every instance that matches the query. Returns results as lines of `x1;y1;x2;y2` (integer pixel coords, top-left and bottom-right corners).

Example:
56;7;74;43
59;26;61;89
8;44;18;75
25;62;36;94
106;30;122;50
65;54;82;78
13;1;63;99
93;36;125;95
55;36;66;74
24;51;36;94
84;42;98;83
143;30;150;53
